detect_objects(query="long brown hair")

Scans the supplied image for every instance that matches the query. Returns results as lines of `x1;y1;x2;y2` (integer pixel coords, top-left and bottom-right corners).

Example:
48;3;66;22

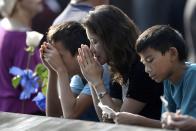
83;5;140;85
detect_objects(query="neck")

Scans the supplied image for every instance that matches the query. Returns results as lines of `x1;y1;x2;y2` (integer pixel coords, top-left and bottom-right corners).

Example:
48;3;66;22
11;10;32;28
169;62;186;84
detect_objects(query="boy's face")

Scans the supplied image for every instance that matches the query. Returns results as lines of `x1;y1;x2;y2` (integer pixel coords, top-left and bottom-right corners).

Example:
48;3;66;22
54;41;80;77
138;47;174;83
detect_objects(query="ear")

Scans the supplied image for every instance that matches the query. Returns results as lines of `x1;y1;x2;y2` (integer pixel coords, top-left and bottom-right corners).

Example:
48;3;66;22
168;47;179;62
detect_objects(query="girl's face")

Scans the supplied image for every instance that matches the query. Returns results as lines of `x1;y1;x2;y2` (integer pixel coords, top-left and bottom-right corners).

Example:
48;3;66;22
86;28;108;65
18;0;43;17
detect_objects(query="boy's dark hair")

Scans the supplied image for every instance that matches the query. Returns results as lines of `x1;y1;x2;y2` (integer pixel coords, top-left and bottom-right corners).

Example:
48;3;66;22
82;5;140;85
136;25;188;61
47;21;90;56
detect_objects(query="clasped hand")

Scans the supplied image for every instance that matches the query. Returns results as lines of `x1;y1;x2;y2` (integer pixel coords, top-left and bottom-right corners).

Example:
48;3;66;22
40;42;67;74
77;44;103;87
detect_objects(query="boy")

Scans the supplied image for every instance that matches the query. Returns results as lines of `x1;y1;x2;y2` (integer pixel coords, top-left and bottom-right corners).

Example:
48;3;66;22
135;25;196;128
40;21;110;121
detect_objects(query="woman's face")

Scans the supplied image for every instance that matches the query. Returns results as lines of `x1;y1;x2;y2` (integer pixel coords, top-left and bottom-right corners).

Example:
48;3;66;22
18;0;43;17
86;27;108;65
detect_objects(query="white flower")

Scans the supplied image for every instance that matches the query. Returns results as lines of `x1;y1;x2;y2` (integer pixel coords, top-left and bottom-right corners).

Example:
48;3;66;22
26;31;43;48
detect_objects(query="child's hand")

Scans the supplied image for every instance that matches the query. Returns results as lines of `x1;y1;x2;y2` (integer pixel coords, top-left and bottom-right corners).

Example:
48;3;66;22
161;112;177;129
168;114;196;131
42;43;67;75
39;42;53;71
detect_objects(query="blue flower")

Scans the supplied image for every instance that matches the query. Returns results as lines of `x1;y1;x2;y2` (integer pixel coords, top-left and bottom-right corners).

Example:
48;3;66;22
9;66;39;100
33;92;46;111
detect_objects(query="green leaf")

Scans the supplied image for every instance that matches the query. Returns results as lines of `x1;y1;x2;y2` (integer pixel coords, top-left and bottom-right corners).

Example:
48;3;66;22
35;64;48;79
35;64;48;96
25;46;35;53
12;76;21;88
41;84;47;96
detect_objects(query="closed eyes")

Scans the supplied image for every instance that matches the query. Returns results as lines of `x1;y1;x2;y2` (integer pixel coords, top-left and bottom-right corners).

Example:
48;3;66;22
146;57;153;63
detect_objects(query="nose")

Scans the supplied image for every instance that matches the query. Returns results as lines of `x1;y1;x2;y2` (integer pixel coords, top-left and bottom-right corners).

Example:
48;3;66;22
145;65;151;74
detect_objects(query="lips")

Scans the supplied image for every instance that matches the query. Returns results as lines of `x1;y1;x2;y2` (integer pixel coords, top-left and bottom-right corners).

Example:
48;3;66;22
94;55;100;60
149;74;156;80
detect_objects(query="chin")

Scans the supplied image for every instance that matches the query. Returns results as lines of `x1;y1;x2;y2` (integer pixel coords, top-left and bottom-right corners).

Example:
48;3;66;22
98;58;107;65
154;79;163;83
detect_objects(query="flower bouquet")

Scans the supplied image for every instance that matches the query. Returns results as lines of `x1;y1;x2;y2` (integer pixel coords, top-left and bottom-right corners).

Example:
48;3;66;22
9;31;47;112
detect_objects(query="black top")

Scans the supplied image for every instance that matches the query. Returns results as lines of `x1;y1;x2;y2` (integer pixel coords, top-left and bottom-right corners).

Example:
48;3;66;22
110;58;163;120
127;59;163;120
109;82;122;100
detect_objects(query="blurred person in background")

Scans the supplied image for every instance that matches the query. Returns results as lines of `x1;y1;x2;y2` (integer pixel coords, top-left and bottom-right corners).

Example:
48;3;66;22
32;0;66;35
131;0;186;34
184;0;196;62
53;0;109;25
0;0;43;114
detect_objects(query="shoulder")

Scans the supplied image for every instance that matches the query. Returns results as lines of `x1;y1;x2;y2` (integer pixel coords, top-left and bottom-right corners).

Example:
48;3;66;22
70;75;91;95
184;63;196;80
0;28;26;50
70;75;84;88
187;63;196;72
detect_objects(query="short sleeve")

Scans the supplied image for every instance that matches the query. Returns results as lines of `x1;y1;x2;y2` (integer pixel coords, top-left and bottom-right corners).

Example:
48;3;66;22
126;60;163;104
81;84;91;96
81;64;111;96
181;68;196;117
70;75;91;95
70;65;111;96
162;81;176;113
70;75;85;95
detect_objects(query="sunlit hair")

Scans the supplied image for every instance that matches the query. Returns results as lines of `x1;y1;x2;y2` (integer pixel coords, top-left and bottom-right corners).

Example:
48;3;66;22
136;25;188;61
47;21;90;56
83;5;140;85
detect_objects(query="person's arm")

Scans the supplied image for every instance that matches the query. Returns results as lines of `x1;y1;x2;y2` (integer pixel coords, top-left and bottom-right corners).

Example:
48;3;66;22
111;60;163;128
77;45;161;127
45;43;93;119
121;97;145;113
110;97;161;128
89;65;122;122
40;42;62;117
46;70;63;117
90;86;103;121
112;112;161;128
92;81;121;112
57;70;93;118
92;87;162;127
169;114;196;131
77;45;121;112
